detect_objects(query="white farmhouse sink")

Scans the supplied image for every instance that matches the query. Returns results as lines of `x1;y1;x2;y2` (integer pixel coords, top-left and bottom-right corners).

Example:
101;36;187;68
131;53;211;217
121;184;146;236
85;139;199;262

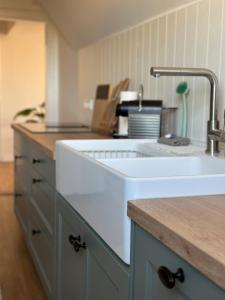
101;156;225;177
56;139;173;159
56;140;225;265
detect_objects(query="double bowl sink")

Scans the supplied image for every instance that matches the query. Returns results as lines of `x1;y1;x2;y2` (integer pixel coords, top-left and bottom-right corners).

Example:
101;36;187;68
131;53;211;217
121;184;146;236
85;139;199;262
56;139;225;264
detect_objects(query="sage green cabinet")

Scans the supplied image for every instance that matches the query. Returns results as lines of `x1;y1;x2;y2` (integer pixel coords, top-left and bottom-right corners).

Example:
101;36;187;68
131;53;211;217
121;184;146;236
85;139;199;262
56;195;86;300
56;193;131;300
29;202;54;295
14;129;225;300
14;132;30;235
14;131;55;300
14;131;131;300
85;224;130;300
132;223;225;300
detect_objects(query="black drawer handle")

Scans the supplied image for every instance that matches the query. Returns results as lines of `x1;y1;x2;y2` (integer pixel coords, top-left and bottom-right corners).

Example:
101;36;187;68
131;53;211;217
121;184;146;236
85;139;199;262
32;229;41;236
32;158;41;164
158;266;185;289
15;193;23;197
15;155;23;160
68;235;86;253
69;234;80;244
32;178;41;184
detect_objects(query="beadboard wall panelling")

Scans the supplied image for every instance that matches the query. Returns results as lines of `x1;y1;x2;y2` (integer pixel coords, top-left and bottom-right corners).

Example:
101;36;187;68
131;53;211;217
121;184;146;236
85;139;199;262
78;0;225;145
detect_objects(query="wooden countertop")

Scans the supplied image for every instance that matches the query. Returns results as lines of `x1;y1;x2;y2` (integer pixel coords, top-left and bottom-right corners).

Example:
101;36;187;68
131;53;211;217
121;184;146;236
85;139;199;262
12;124;111;159
128;195;225;291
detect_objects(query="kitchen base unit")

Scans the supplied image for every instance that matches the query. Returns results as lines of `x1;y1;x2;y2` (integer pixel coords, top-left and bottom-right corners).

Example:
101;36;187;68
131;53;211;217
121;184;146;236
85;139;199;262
14;130;55;300
132;223;225;300
56;193;131;300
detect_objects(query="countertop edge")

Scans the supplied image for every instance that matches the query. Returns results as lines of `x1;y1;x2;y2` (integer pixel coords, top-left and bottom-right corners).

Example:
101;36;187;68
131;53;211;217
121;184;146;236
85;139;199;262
11;124;111;159
12;124;54;158
128;200;225;291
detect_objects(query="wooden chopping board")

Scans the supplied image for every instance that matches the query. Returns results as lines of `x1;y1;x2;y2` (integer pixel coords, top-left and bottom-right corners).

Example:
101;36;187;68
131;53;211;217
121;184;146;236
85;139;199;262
91;84;113;131
100;78;129;133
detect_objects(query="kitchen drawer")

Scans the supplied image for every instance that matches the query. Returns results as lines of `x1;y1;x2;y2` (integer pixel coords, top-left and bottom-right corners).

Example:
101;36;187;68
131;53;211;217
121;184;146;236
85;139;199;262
14;148;29;235
29;141;55;187
15;156;28;188
14;132;29;184
14;180;29;234
30;168;55;234
133;224;225;300
29;202;54;298
14;131;29;159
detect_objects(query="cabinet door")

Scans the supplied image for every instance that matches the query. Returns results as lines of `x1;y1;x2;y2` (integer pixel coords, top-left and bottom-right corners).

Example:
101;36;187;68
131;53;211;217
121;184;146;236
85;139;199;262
14;136;29;235
29;203;54;298
85;226;130;300
14;180;29;234
56;194;86;300
29;141;55;188
56;194;131;300
30;167;55;233
133;224;225;300
134;259;187;300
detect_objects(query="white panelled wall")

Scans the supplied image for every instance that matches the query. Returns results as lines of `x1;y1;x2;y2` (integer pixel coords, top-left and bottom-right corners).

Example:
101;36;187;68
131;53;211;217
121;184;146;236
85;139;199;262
78;0;225;145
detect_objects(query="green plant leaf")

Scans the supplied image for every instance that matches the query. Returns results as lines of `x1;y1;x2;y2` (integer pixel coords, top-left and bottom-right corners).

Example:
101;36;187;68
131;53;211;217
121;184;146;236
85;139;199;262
13;108;36;120
34;112;45;119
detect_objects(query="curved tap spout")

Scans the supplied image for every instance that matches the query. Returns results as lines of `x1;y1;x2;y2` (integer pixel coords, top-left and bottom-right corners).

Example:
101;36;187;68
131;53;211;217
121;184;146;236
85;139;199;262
150;66;219;154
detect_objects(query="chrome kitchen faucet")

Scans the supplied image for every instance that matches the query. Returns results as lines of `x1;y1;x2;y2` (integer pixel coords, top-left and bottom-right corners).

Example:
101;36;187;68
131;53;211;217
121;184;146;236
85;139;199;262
150;67;224;155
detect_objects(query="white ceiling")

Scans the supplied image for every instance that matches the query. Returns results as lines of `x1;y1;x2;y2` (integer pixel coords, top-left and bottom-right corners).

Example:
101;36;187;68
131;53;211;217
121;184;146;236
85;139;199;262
38;0;196;49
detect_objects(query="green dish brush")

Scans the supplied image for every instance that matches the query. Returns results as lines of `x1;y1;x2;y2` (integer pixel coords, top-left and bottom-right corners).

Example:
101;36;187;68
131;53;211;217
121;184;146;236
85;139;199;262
176;82;190;137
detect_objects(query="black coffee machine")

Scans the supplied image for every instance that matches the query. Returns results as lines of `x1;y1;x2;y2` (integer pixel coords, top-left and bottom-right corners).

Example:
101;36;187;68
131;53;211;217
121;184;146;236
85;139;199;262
116;99;163;139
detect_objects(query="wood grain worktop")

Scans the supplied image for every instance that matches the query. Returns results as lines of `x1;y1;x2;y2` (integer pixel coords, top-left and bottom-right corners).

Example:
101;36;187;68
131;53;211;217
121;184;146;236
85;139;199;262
12;124;111;159
128;195;225;291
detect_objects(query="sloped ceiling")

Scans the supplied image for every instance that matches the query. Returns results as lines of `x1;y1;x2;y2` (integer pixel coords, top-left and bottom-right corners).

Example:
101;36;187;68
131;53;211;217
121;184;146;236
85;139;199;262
0;0;45;21
0;0;42;11
37;0;195;49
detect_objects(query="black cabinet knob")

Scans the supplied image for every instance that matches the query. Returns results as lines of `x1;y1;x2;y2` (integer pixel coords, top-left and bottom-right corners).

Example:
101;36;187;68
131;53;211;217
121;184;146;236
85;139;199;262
32;178;41;184
68;234;86;253
15;155;23;160
74;240;86;252
15;193;23;197
158;266;185;289
32;158;41;164
69;234;80;244
32;229;41;236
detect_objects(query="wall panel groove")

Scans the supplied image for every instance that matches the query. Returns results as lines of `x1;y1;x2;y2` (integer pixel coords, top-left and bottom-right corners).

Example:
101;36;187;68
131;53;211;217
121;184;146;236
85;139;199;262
79;0;225;145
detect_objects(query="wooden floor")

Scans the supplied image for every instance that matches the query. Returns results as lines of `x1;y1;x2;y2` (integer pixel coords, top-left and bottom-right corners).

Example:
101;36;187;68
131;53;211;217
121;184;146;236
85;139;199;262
0;163;46;300
0;163;14;194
